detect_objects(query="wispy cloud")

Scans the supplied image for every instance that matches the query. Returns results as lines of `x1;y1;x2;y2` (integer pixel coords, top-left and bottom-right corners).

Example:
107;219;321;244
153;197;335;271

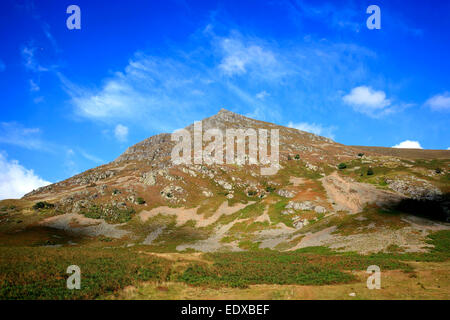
285;0;362;32
287;121;336;140
59;54;213;131
62;148;104;177
33;96;44;104
114;124;129;142
78;149;104;164
29;79;40;92
21;45;48;72
0;122;48;151
217;34;280;77
41;22;59;52
425;92;450;111
20;0;60;52
0;121;104;180
61;35;286;128
62;28;379;131
0;152;51;200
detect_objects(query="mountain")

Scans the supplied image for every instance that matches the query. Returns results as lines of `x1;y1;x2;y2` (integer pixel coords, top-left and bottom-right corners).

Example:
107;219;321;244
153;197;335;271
10;109;450;253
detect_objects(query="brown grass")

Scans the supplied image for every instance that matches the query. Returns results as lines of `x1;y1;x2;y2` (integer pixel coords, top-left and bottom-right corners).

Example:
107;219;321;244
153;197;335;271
351;146;450;160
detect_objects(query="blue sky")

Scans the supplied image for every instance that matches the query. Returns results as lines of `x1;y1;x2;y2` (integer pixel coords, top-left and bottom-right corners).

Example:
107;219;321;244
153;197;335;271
0;0;449;199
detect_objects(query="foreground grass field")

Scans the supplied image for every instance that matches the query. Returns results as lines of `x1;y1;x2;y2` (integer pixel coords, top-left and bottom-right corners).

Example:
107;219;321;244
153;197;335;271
0;230;449;300
0;247;172;299
108;261;450;300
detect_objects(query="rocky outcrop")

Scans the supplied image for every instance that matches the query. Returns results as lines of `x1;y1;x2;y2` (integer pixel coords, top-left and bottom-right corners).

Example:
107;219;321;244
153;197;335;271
386;176;442;200
277;189;295;198
115;133;173;163
284;201;327;213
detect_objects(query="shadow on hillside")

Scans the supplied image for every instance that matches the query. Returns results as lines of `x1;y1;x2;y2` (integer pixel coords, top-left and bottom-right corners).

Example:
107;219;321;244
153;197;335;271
386;193;450;223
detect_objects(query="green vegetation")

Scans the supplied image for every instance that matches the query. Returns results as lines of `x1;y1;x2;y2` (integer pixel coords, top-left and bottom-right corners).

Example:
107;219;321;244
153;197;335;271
238;240;261;251
229;220;269;235
215;202;265;226
136;197;146;205
0;247;171;300
424;230;450;257
82;204;136;223
267;199;292;227
179;252;354;288
1;228;448;298
179;230;450;289
366;167;374;175
276;159;322;181
128;214;209;252
177;248;414;289
414;159;449;171
32;201;55;210
338;163;347;170
294;154;300;160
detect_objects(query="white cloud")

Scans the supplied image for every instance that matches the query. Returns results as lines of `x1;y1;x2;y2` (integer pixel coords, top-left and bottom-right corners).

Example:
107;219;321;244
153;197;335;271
425;92;450;111
287;121;336;140
0;152;51;200
392;140;423;149
256;90;269;100
447;147;450;150
114;124;128;142
343;86;392;116
342;85;410;118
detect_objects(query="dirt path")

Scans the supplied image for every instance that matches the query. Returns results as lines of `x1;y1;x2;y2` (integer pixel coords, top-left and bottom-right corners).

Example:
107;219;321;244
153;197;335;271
289;176;306;186
321;172;403;214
